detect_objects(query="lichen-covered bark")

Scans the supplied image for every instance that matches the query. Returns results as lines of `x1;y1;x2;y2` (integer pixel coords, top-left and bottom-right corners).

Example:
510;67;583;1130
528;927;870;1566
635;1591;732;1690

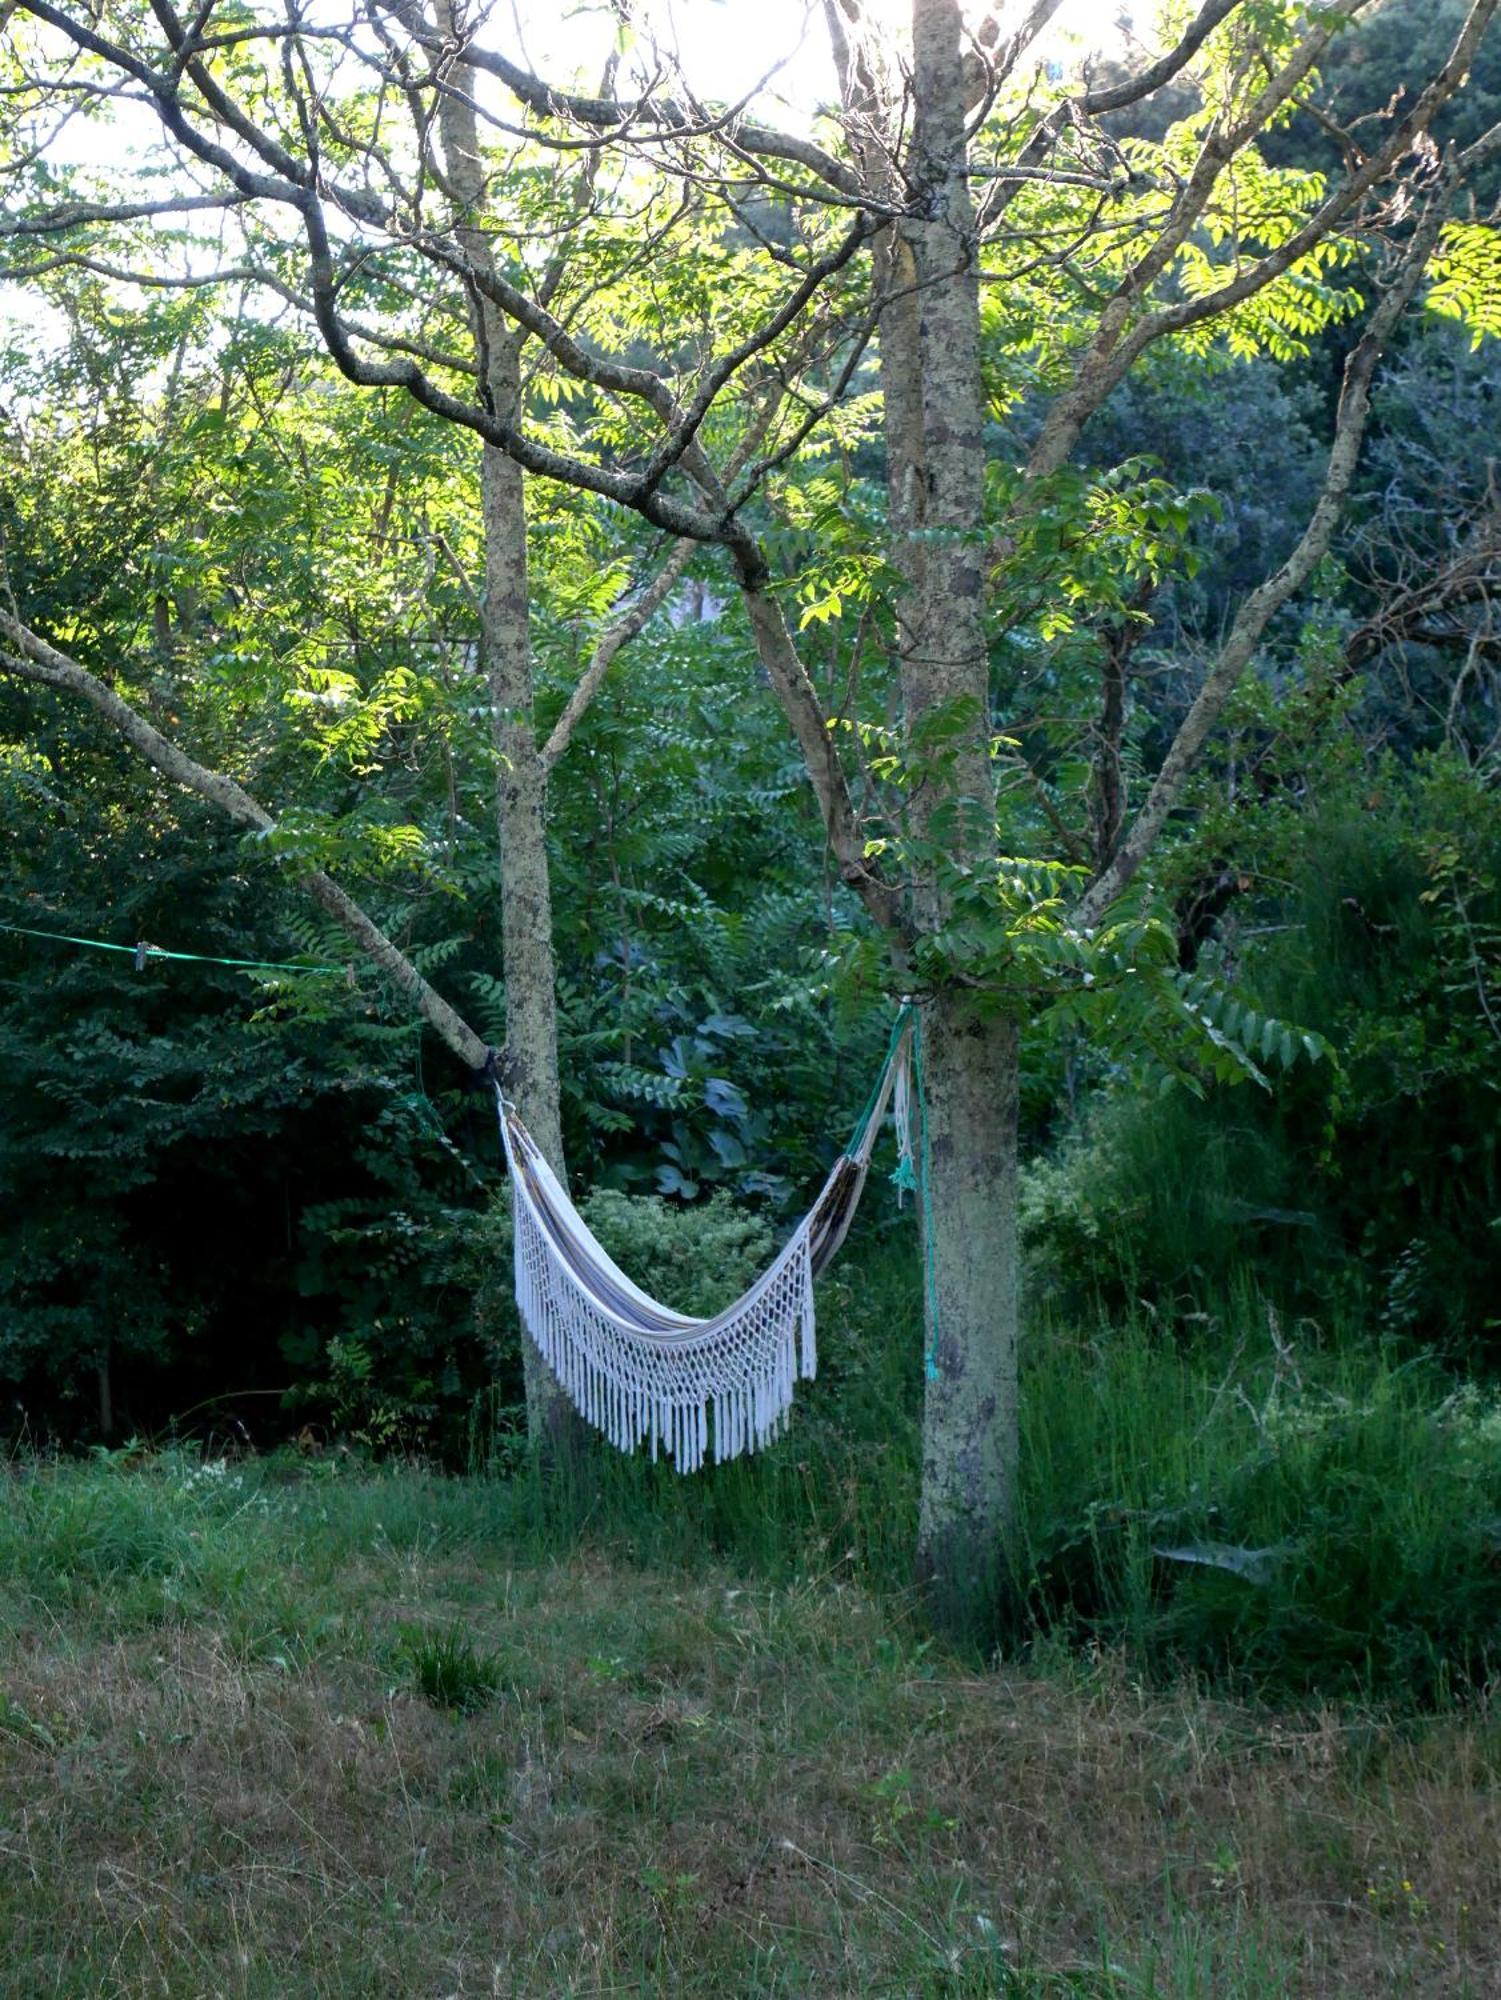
475;335;564;1178
825;0;1024;1633
915;999;1020;1631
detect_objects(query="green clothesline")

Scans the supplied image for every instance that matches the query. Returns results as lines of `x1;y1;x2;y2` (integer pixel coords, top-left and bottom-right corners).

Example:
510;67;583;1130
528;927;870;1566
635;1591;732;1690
5;913;946;1385
0;919;345;977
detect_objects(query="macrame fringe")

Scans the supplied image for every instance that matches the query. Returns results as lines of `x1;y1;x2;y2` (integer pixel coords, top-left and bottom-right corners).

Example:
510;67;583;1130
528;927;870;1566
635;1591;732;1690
510;1167;817;1475
498;1007;912;1476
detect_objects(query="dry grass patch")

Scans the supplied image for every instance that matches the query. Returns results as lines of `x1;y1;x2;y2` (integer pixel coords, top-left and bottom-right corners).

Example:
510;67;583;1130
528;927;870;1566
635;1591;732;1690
0;1462;1498;1995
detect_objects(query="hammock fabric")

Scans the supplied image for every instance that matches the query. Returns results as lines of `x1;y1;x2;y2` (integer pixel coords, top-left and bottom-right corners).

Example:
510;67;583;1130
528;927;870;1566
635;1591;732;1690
496;1014;914;1472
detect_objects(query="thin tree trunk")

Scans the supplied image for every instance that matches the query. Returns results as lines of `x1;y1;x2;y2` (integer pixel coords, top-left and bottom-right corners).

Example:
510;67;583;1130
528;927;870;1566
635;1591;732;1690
476;336;564;1176
901;0;1021;1637
436;10;573;1443
479;342;577;1445
96;1346;114;1441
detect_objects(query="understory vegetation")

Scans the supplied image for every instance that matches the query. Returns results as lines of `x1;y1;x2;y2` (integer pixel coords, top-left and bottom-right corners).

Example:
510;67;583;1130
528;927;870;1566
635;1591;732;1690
469;1243;1501;1709
2;1451;1499;1997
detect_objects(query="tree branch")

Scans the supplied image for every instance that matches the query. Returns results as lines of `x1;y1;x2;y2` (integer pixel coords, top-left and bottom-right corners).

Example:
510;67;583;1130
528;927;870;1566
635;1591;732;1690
1075;183;1452;929
1082;0;1243;114
412;17;865;198
0;189;253;237
13;1;867;544
1027;0;1496;480
539;538;696;772
733;546;901;933
0;611;491;1071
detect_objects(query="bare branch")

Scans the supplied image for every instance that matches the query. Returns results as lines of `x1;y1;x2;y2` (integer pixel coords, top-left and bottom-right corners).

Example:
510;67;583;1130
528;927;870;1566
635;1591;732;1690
539;538;696;772
421;20;865;198
635;353;897;933
0;246;479;374
0;190;253;237
1082;0;1243;115
734;550;900;934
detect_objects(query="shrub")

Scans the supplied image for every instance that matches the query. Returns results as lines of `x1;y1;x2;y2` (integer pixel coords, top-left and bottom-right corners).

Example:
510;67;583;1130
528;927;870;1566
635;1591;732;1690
1022;755;1501;1347
574;1188;777;1318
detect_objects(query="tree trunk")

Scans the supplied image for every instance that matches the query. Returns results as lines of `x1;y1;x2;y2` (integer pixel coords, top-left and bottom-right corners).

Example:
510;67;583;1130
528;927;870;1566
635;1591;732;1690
478;337;574;1443
436;9;573;1445
900;0;1021;1638
96;1345;114;1441
471;334;564;1175
914;999;1020;1638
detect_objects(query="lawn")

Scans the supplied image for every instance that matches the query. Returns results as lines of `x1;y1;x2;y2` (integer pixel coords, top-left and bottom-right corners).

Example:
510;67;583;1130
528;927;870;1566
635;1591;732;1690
0;1454;1497;1996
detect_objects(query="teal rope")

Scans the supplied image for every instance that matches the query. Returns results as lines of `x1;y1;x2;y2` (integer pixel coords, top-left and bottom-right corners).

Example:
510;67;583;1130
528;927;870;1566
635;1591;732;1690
0;919;344;976
843;1001;941;1385
845;1002;914;1154
848;1008;916;1152
911;1009;942;1384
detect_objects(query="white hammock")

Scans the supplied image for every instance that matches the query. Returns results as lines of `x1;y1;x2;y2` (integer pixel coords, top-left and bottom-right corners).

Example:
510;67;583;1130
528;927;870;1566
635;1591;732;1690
496;1015;914;1472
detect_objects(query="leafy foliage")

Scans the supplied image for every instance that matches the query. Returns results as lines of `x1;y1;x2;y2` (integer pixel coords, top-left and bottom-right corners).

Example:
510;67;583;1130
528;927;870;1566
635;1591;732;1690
1023;747;1501;1346
0;0;1497;1484
1428;223;1501;348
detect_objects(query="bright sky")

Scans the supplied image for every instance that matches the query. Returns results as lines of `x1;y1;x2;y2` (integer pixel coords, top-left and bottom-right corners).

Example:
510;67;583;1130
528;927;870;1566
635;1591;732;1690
9;0;1138;163
510;0;1133;123
0;0;1144;184
0;0;1138;345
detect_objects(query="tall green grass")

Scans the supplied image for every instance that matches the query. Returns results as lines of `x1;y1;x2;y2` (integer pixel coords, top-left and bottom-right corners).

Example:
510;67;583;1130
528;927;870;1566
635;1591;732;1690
7;1233;1498;1705
468;1231;1501;1703
1017;1302;1501;1699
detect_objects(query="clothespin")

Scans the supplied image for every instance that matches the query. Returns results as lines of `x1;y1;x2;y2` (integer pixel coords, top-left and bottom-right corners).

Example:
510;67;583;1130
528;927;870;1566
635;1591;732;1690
133;941;149;972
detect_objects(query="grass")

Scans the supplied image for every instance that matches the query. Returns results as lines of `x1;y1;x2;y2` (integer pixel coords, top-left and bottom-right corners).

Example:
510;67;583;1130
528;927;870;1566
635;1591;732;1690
2;1451;1501;1996
476;1243;1501;1704
396;1620;504;1713
1015;1296;1501;1700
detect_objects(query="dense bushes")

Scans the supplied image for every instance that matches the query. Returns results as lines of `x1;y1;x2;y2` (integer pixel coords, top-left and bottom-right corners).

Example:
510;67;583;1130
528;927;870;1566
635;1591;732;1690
1022;750;1501;1349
